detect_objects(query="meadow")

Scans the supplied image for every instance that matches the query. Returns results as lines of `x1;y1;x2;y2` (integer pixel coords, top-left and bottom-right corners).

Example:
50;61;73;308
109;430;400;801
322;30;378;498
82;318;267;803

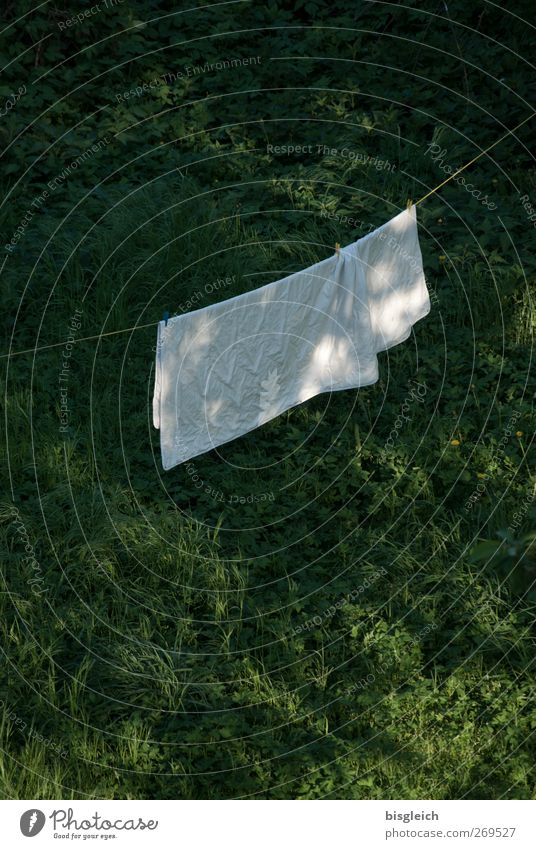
1;0;535;799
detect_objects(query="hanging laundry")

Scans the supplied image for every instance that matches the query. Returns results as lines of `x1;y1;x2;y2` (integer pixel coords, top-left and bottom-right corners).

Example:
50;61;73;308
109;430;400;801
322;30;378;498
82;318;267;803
153;204;430;470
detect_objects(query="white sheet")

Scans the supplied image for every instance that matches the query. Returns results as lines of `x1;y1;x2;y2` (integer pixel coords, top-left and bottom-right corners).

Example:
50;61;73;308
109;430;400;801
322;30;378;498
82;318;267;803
153;205;430;469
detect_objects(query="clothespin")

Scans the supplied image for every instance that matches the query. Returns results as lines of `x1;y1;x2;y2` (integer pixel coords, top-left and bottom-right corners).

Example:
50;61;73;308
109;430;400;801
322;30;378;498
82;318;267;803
163;310;169;327
335;242;341;256
406;199;413;210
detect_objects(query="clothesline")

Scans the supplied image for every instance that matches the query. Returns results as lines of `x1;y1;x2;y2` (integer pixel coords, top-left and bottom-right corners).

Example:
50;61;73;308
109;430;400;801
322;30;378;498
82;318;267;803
2;109;534;363
414;109;535;206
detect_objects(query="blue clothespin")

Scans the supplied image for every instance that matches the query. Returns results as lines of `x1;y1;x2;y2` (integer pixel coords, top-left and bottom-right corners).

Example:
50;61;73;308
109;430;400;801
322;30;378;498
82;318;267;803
163;310;169;327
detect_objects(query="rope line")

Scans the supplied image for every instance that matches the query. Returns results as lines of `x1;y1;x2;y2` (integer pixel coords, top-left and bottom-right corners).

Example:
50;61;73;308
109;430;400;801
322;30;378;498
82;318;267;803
414;110;536;206
1;321;160;361
2;111;534;362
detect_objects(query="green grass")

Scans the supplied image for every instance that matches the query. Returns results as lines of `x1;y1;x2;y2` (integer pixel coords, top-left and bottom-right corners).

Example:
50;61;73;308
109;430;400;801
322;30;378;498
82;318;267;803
1;0;535;799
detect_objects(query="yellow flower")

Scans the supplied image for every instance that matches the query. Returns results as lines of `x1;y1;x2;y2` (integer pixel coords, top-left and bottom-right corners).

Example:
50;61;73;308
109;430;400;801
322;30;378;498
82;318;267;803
450;439;460;446
439;255;446;262
516;431;523;437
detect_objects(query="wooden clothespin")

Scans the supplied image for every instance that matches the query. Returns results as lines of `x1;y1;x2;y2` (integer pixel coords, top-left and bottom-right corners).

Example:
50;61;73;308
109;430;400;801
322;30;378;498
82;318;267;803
163;310;169;327
406;199;413;210
335;242;341;256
